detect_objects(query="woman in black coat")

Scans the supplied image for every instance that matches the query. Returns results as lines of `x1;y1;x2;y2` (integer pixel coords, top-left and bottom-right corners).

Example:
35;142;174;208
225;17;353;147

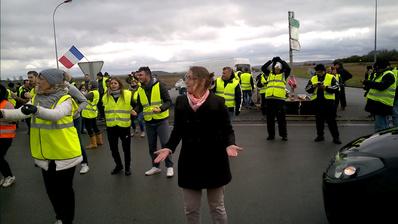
155;66;242;224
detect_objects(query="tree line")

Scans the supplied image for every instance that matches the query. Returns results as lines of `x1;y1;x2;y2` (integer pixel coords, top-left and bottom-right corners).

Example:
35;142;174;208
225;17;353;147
334;49;398;63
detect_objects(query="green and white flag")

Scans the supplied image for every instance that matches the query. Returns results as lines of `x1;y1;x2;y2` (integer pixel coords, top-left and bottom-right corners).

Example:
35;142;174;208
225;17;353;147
289;17;300;50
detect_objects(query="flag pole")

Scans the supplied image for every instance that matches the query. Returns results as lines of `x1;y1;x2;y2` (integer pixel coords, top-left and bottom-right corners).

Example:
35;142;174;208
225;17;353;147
288;11;294;71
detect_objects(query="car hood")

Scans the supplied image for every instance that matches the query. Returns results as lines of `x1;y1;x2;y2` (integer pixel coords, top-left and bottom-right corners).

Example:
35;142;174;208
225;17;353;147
339;127;398;158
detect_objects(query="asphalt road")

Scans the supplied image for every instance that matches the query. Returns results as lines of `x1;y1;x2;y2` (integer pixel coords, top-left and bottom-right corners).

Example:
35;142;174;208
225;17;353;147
0;122;374;224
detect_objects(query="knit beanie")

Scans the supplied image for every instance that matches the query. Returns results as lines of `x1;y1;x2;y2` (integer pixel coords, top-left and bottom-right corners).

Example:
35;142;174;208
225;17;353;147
39;69;65;86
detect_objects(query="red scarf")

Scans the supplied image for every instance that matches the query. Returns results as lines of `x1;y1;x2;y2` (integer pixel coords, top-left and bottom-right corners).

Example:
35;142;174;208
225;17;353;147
187;90;209;112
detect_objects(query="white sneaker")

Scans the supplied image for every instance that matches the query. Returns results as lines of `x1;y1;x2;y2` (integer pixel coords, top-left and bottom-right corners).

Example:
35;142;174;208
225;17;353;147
166;167;174;177
135;129;140;134
0;177;4;186
145;167;161;176
80;164;90;174
140;132;146;138
54;220;63;224
130;132;135;137
2;176;16;187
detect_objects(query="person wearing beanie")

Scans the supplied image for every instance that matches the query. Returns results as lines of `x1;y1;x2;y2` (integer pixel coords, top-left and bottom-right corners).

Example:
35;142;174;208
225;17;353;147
0;84;17;188
0;68;82;224
363;59;396;131
306;64;341;144
260;56;291;141
333;61;353;111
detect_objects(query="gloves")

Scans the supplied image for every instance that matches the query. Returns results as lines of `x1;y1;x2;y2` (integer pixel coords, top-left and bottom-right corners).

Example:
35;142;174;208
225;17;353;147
21;104;38;115
272;56;281;62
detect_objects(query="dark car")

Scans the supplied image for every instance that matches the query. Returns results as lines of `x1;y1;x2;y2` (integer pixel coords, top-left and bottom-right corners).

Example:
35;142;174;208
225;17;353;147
322;127;398;223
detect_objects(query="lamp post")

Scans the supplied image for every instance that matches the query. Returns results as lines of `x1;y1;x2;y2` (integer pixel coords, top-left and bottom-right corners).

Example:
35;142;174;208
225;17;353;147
374;0;378;63
53;0;72;69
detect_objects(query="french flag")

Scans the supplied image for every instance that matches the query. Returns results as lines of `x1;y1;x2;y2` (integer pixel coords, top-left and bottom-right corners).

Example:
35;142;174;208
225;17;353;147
58;45;84;69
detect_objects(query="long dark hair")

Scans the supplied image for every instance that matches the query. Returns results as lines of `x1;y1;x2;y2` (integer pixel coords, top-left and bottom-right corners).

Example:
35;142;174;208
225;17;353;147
0;84;8;103
107;77;126;100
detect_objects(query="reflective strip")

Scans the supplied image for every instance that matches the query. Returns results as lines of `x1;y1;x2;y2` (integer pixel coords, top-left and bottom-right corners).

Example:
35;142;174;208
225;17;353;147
367;92;395;98
224;93;234;96
84;108;97;112
30;122;74;129
224;99;234;102
266;86;286;90
216;91;224;94
105;110;131;114
151;101;162;105
141;103;150;107
143;112;155;116
106;117;131;122
0;129;16;134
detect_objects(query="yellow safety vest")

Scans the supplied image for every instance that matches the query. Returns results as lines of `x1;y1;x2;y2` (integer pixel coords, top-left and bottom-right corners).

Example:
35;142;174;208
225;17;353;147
137;83;169;121
265;72;287;99
258;73;267;94
233;71;241;82
6;89;16;106
30;95;81;160
367;70;397;107
240;73;252;91
215;77;239;108
102;90;132;127
310;74;335;101
82;90;99;119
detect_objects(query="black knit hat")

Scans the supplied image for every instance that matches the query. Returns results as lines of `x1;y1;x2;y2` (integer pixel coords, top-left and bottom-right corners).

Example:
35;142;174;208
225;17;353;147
314;64;326;71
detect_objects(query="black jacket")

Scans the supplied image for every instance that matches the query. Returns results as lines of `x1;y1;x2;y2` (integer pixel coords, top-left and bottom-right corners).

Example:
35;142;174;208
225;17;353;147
165;93;235;189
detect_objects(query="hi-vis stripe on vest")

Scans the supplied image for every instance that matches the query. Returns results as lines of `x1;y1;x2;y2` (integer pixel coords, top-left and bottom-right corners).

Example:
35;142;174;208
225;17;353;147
30;95;81;160
102;90;132;127
310;74;335;101
265;72;287;100
215;77;240;108
137;82;169;121
82;90;100;119
0;100;16;138
6;89;16;107
367;70;397;107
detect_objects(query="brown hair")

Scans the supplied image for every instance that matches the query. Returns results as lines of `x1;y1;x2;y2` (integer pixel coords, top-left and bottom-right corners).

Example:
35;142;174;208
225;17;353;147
189;66;214;89
108;77;125;99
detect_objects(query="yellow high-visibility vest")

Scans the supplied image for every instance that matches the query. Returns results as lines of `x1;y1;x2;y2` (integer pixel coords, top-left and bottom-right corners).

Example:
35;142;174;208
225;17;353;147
258;73;267;94
215;77;239;108
367;70;396;107
30;95;81;160
102;90;132;127
6;89;16;106
137;83;169;121
310;74;336;101
240;73;252;91
82;90;100;119
265;72;287;99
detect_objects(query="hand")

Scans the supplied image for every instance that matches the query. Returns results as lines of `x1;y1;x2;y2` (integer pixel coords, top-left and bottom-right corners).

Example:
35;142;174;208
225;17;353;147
154;148;172;163
131;109;137;116
24;92;32;99
317;84;325;91
21;104;37;115
152;107;161;113
226;145;243;157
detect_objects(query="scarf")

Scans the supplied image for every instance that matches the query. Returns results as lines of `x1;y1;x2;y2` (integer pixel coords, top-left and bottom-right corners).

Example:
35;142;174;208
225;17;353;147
187;90;209;112
110;89;121;98
34;86;68;109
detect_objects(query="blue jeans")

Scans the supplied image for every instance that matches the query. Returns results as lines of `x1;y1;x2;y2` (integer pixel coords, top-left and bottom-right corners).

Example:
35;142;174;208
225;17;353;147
73;117;88;164
242;90;253;106
374;115;389;132
131;112;145;132
145;119;173;168
392;98;398;127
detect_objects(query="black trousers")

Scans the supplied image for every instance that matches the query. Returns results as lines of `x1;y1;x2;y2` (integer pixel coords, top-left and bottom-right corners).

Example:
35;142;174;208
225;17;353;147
106;126;131;170
339;85;347;108
265;99;287;138
83;118;100;136
0;138;13;177
42;162;76;224
314;101;339;139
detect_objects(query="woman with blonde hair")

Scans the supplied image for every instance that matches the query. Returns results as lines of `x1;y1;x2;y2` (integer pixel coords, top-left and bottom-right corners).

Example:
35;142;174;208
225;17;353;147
155;66;242;224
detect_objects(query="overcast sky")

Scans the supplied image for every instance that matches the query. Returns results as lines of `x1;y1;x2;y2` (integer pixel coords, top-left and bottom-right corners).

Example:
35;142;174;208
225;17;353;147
1;0;397;79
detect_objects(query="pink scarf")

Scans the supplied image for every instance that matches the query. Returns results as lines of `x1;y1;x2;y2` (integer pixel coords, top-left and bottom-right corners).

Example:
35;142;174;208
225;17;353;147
187;90;209;112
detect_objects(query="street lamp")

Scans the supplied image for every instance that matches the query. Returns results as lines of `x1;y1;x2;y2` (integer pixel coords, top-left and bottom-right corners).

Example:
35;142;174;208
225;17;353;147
53;0;72;69
373;0;378;63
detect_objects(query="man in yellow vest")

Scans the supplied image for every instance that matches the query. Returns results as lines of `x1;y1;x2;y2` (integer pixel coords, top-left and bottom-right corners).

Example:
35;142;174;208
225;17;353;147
363;59;397;131
261;57;290;141
306;64;341;144
212;66;242;119
134;66;174;177
240;67;254;108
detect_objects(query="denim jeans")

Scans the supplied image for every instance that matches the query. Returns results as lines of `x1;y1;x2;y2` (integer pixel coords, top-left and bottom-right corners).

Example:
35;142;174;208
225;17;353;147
374;115;389;132
242;90;253;107
73;117;88;164
131;112;145;132
145;119;173;168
